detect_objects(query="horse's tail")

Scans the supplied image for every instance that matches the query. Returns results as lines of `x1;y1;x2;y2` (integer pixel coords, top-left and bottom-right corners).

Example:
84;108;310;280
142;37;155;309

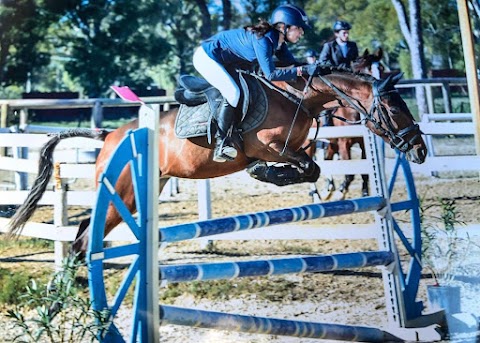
7;128;110;237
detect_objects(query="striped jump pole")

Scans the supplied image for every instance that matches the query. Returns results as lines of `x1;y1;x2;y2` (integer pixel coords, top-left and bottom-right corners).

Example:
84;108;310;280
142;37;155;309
160;250;394;283
159;305;403;342
160;196;386;242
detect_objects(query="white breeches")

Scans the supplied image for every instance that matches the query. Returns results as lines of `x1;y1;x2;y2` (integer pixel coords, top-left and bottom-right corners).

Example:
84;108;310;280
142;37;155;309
193;46;240;107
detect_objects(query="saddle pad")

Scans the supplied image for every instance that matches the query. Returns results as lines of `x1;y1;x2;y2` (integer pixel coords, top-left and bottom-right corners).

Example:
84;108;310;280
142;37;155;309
174;76;268;139
175;103;213;138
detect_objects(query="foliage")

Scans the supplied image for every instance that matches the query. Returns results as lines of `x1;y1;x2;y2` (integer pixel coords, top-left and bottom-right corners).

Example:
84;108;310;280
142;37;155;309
0;0;53;89
0;0;470;97
420;198;477;285
40;0;173;97
422;0;463;70
0;269;32;305
307;0;404;65
6;255;111;343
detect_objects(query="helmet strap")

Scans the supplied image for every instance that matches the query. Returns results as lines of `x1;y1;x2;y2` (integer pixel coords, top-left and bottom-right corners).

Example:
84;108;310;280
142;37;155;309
283;26;291;43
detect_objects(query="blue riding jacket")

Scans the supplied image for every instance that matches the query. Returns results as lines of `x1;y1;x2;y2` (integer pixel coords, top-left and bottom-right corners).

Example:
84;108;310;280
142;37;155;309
201;28;299;81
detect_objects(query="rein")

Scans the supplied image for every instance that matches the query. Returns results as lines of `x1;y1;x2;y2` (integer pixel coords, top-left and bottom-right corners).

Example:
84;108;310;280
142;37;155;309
316;74;369;119
236;70;311;117
236;69;314;155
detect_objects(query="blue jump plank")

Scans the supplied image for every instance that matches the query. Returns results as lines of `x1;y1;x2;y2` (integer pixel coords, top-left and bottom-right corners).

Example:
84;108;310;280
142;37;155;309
160;196;386;243
160;305;403;342
160;251;394;283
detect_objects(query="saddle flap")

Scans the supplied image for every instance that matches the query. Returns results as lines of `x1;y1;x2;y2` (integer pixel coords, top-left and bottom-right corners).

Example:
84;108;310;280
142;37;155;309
174;73;268;141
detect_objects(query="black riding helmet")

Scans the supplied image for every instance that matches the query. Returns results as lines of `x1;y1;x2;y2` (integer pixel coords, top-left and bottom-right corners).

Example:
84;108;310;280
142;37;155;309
333;20;352;32
270;4;311;30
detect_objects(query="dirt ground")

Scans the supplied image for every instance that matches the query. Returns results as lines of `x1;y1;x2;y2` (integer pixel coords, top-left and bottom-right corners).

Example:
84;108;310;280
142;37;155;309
1;168;480;342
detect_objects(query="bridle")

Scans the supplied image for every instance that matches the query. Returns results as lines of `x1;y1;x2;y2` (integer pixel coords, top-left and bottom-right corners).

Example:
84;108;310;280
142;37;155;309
315;74;423;153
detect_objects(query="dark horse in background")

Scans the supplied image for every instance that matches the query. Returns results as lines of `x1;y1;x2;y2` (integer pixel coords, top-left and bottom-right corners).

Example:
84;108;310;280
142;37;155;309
8;65;426;257
306;49;384;201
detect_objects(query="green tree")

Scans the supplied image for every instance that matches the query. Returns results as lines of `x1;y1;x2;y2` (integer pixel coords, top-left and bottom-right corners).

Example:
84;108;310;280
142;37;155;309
0;0;52;94
423;0;463;70
306;0;403;61
43;0;171;97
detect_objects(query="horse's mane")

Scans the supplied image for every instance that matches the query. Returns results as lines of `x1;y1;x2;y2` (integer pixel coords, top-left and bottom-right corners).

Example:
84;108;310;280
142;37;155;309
316;63;377;83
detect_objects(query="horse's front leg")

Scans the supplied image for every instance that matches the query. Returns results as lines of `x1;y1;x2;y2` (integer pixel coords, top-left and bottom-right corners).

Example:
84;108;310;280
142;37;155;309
247;142;320;186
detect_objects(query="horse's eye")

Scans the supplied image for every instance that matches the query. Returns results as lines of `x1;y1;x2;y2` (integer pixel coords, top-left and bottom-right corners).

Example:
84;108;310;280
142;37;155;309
390;107;400;116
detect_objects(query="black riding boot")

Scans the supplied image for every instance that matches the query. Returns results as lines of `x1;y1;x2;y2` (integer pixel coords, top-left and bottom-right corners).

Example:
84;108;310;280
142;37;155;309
214;99;238;162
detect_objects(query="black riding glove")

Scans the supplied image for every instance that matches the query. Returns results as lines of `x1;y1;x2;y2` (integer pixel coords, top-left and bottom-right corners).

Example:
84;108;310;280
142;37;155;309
300;64;332;77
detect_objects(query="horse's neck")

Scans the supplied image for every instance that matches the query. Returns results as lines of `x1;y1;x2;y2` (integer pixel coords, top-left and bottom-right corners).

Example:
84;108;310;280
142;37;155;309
307;73;374;113
320;73;372;95
271;74;373;114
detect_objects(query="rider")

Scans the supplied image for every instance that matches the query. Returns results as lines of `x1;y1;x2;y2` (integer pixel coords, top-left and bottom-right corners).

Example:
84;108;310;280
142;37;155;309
319;20;359;69
192;4;312;163
304;49;318;65
318;20;359;126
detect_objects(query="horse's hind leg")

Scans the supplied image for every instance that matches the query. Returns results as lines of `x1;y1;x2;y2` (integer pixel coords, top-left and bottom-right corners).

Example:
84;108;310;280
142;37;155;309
71;195;133;259
322;141;337;199
303;140;324;202
71;171;169;258
359;139;369;196
361;174;369;196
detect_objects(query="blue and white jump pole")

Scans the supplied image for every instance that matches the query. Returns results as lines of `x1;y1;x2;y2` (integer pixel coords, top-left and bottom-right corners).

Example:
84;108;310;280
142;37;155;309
87;104;439;342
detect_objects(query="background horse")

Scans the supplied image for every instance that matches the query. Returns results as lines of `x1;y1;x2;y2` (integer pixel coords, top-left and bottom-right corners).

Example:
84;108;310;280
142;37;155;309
8;67;426;256
307;49;384;201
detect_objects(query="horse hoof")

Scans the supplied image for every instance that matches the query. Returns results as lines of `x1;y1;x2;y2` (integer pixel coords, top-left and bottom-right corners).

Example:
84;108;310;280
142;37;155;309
320;189;333;201
331;191;346;201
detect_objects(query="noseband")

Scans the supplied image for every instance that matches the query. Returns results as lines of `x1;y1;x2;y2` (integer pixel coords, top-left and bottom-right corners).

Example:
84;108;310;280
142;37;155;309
316;75;423;153
370;82;422;152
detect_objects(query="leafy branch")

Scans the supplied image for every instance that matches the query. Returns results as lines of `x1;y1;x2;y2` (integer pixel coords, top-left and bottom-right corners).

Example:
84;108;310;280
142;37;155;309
420;197;476;285
6;255;112;343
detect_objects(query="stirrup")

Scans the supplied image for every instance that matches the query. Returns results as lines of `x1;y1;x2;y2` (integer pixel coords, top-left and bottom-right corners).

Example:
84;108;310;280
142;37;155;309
213;137;237;163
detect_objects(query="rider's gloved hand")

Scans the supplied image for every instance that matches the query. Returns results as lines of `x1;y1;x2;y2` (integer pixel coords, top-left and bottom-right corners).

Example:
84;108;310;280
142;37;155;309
301;64;318;76
298;63;331;77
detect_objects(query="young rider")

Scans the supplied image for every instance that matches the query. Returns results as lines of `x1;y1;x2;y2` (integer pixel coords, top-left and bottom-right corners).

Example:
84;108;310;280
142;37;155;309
319;20;359;69
193;4;312;163
318;20;359;126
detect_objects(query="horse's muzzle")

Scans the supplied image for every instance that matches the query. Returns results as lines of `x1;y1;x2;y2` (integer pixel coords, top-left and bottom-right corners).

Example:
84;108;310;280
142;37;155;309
406;145;427;164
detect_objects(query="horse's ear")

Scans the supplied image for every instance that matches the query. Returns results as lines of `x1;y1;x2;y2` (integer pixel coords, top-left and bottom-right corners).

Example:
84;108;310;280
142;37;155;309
362;49;369;57
378;72;403;92
377;74;392;90
391;72;404;85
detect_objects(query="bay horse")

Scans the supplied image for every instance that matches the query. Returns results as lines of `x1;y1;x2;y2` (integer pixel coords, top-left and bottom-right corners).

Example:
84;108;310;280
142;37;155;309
307;49;384;201
7;66;427;256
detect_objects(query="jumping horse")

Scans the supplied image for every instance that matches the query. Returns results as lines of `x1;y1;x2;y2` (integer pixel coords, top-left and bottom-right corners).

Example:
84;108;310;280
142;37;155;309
8;65;427;256
306;49;384;201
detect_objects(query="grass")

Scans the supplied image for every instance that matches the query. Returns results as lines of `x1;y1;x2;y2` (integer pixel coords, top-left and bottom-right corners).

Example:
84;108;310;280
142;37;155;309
0;236;53;251
0;268;52;306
